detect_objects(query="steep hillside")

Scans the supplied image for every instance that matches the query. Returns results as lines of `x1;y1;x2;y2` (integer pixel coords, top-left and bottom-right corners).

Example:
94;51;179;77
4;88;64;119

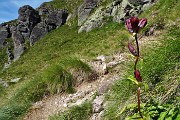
0;0;179;120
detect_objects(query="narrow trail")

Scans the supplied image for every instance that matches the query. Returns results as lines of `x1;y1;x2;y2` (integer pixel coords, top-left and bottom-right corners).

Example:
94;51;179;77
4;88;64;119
23;52;128;120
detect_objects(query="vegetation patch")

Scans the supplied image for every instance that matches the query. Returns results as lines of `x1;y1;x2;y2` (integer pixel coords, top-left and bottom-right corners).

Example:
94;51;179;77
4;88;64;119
0;58;94;119
104;15;180;120
49;101;92;120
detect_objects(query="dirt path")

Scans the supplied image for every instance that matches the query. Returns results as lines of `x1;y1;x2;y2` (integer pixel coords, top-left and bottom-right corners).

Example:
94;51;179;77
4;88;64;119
23;52;128;120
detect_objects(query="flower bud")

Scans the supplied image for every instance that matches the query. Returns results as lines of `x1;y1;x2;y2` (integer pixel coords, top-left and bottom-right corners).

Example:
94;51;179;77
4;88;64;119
125;17;147;33
128;43;138;56
134;70;142;82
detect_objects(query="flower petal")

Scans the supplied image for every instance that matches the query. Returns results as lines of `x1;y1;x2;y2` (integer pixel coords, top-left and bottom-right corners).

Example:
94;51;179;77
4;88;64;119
130;17;139;32
138;18;147;28
125;18;133;33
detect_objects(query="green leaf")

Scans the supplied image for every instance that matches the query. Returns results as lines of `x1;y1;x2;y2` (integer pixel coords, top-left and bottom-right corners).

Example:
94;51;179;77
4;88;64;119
158;106;165;110
117;104;137;117
147;106;157;111
127;75;138;85
143;82;149;91
176;114;180;119
168;107;175;116
165;117;172;120
158;111;168;120
125;113;143;120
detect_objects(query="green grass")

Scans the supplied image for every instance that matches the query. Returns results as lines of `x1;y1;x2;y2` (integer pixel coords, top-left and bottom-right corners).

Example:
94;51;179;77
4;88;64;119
140;0;180;30
0;48;7;70
0;58;95;119
48;0;83;12
104;27;180;120
49;101;92;120
141;26;180;86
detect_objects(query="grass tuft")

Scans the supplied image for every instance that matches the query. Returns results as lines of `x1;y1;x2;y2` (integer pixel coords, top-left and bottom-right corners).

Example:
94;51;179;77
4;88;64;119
49;101;92;120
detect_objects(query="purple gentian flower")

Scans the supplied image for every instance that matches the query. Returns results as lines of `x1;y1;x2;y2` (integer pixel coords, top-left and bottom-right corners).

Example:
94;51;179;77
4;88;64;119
125;17;147;33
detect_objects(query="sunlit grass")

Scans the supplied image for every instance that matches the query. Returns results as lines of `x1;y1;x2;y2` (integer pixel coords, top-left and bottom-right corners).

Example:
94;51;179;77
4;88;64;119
49;101;92;120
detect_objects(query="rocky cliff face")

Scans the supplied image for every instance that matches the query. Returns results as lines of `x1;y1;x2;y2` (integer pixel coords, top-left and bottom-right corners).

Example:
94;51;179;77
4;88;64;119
78;0;155;33
0;3;68;68
0;0;155;69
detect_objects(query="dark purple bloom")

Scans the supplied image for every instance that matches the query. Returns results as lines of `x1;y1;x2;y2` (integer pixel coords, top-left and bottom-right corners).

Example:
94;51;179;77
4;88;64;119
128;43;138;56
134;70;142;82
125;17;147;33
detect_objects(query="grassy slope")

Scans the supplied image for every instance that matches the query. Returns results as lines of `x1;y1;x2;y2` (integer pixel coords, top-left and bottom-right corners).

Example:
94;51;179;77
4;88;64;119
0;0;179;119
0;0;129;119
49;101;92;120
104;0;180;119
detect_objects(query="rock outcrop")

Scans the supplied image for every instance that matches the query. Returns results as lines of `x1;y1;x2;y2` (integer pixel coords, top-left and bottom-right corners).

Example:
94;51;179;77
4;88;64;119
78;0;156;33
78;0;100;26
0;3;68;66
29;22;48;46
12;29;25;61
18;5;41;39
0;23;10;48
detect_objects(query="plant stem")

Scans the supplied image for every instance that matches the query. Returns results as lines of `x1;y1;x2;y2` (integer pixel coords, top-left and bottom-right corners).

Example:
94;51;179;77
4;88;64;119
134;34;142;117
134;34;139;71
135;34;140;57
134;58;138;71
137;87;142;117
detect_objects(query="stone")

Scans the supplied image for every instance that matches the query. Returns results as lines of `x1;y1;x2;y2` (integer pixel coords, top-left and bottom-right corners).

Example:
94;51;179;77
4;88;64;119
17;24;28;33
98;80;111;95
78;0;156;33
10;78;21;83
30;22;48;45
18;5;41;31
91;113;98;120
0;30;8;48
93;95;104;113
18;5;41;40
37;3;53;16
0;79;9;87
12;30;25;61
63;103;68;107
142;2;153;11
78;6;105;33
107;61;119;68
112;0;134;23
0;24;10;48
17;23;30;39
78;0;99;26
97;55;106;62
46;9;68;27
6;48;14;62
128;0;143;5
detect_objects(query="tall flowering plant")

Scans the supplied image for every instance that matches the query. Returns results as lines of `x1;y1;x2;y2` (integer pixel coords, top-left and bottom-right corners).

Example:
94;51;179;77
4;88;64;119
125;17;147;116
